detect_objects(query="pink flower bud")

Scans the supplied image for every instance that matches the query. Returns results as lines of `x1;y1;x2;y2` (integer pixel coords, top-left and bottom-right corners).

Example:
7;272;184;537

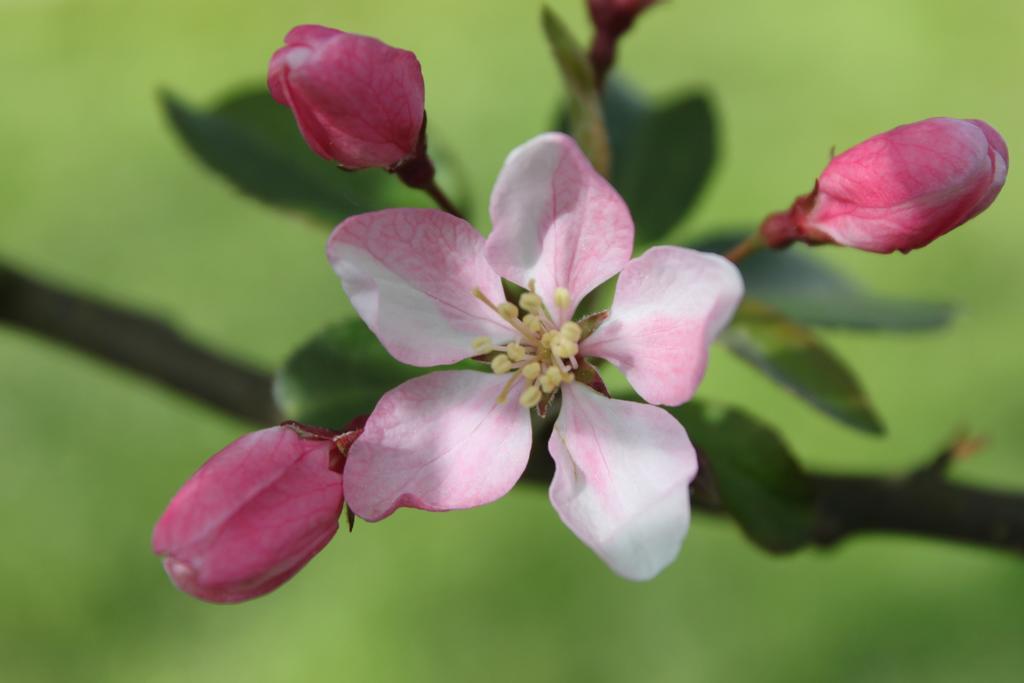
762;118;1008;254
267;24;425;170
587;0;657;34
152;424;348;603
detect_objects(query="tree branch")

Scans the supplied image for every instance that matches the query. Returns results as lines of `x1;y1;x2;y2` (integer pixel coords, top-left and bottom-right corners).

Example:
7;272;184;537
811;473;1024;553
2;261;1023;556
0;262;279;425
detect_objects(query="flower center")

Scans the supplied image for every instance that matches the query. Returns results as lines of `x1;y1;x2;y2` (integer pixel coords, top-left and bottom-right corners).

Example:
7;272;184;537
472;281;580;409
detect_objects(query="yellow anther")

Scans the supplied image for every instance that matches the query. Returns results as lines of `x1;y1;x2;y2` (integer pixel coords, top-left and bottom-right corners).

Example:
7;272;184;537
540;330;558;347
522;314;543;333
522;361;542;381
539;375;559;393
545;366;563;384
551;335;578;359
496;372;521;404
471;336;493;354
554;287;571;310
491;354;512;374
560;321;582;343
519;385;543;408
519;292;543;313
497;302;520;320
506;342;527;362
562;371;575;383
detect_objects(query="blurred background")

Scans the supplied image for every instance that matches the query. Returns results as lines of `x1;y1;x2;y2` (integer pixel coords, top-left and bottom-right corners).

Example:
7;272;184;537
2;0;1023;680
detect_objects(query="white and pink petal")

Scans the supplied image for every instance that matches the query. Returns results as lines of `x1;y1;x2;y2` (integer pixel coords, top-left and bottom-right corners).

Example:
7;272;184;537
548;383;698;581
344;371;533;521
581;246;743;406
486;133;634;320
327;209;510;367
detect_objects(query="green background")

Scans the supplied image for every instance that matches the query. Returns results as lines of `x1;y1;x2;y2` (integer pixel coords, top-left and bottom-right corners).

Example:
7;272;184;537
2;0;1023;680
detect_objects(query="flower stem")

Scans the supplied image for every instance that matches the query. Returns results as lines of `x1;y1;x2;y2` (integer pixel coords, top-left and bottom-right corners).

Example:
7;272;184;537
724;233;764;263
588;28;616;90
421;179;465;219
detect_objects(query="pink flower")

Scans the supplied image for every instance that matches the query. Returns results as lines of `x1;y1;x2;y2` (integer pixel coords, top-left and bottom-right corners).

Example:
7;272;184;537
761;118;1008;254
326;133;744;580
268;24;425;170
152;423;357;603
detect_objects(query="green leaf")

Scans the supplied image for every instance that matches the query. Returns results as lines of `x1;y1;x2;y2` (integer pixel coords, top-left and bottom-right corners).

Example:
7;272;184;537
541;6;611;176
554;79;716;244
613;92;715;245
720;298;884;434
594;77;651;164
161;88;431;227
672;401;816;552
273;319;426;429
700;234;953;330
274;319;483;430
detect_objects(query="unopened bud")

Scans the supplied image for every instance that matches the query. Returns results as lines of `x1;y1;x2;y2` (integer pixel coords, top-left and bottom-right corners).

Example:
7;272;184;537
268;25;425;170
152;425;346;603
761;117;1008;254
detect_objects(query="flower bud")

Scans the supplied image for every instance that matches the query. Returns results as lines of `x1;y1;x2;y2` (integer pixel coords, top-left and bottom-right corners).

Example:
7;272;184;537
587;0;658;34
761;118;1008;254
267;24;425;170
152;424;349;603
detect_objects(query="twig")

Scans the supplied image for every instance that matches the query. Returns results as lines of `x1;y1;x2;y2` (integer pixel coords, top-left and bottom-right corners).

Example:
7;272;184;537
420;179;464;219
2;261;1023;556
811;473;1024;553
0;262;279;424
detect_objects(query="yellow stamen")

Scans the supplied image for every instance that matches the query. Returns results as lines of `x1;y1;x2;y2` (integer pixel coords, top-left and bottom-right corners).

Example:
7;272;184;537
522;361;542;381
519;385;542;408
554;287;571;310
495;372;521;404
472;287;501;313
560;321;582;343
519;292;543;313
506;342;527;362
497;302;520;320
539;375;559;393
551;334;578;359
522;314;543;334
491;354;512;374
471;336;493;354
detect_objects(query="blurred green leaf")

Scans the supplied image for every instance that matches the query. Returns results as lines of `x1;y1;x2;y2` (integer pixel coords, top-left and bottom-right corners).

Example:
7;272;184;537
541;6;611;176
701;234;953;330
594;77;650;163
614;93;715;245
273;319;425;429
555;78;716;244
673;401;816;552
721;298;884;434
274;319;482;430
161;89;431;227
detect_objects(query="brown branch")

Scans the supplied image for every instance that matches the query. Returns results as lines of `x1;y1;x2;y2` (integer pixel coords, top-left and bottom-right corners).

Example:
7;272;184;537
520;420;1024;556
811;473;1024;553
2;261;1023;556
0;262;279;425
